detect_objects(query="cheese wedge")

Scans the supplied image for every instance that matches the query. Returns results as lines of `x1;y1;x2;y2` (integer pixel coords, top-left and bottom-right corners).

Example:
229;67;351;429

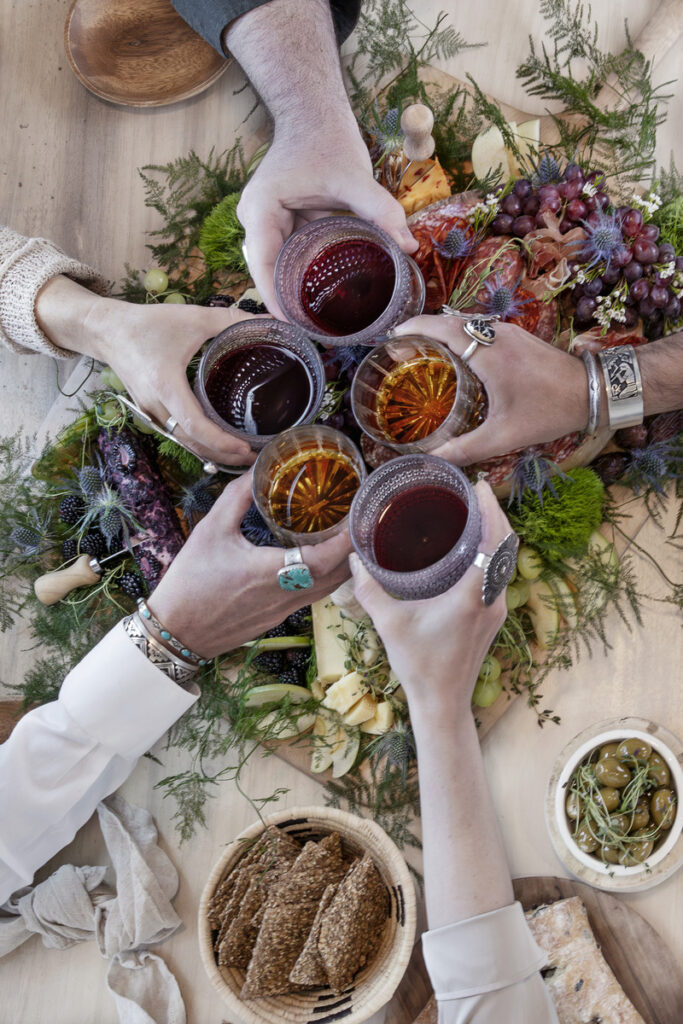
342;693;378;726
510;117;540;175
360;701;395;735
471;123;510;182
312;599;349;685
322;671;368;715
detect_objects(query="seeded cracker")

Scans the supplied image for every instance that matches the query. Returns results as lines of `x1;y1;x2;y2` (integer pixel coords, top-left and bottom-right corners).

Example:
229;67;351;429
218;859;296;969
241;833;345;998
288;882;339;987
318;853;388;993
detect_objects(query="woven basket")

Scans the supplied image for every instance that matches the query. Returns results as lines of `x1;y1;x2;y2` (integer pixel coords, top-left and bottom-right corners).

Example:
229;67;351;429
198;805;416;1024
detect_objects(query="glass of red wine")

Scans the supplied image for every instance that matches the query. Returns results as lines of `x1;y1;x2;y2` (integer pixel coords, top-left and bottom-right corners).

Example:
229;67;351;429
252;424;366;545
349;454;481;599
274;215;425;346
351;335;488;453
194;319;325;450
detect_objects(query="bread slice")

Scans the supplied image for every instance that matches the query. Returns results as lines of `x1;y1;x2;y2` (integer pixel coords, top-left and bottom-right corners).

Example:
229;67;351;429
525;897;646;1024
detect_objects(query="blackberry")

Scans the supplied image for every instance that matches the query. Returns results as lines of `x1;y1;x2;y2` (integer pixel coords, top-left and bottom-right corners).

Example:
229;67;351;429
59;495;85;525
119;570;145;600
136;551;163;585
285;606;311;633
114;441;137;474
241;503;278;546
253;650;285;674
237;298;266;314
286;648;311;671
79;530;107;559
62;538;78;562
205;293;235;307
264;622;289;639
278;666;305;688
591;452;629;486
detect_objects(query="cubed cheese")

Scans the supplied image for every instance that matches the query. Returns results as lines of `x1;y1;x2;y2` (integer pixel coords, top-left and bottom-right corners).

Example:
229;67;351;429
322;671;368;715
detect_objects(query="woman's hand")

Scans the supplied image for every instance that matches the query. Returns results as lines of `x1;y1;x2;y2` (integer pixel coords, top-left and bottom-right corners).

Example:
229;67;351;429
147;471;352;657
392;314;597;464
36;276;259;466
350;481;510;715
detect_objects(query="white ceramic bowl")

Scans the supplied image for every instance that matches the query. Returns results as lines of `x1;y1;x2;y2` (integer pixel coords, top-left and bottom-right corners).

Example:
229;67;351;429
546;717;683;892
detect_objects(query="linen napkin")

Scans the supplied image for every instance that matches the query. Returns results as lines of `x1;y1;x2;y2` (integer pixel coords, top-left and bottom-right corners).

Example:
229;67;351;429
0;794;186;1024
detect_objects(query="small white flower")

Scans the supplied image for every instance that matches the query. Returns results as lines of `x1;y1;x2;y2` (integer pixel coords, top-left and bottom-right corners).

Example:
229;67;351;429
582;182;598;198
575;270;587;284
660;261;675;280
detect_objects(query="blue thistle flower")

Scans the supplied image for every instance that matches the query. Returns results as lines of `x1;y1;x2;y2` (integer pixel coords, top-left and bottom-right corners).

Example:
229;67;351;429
531;154;563;185
624;439;683;495
432;226;474;261
78;463;104;497
179;480;216;526
371;105;404;155
481;274;529;321
581;210;623;268
241;503;280;547
335;345;371;377
507;452;571;507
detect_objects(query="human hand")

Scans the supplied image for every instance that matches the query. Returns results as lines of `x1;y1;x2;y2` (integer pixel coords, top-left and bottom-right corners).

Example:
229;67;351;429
148;471;352;657
350;481;510;715
392;314;598;464
36;276;259;466
237;125;417;316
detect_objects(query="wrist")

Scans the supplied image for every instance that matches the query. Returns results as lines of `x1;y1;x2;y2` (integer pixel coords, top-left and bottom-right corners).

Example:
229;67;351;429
35;276;109;360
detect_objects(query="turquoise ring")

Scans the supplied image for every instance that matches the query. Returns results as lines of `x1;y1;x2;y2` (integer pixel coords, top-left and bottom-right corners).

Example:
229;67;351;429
278;546;314;591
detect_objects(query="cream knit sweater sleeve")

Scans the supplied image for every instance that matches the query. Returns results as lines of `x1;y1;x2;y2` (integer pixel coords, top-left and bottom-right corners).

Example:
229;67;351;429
0;226;110;358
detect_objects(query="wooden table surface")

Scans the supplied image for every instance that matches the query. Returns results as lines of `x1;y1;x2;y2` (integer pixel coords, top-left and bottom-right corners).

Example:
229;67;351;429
0;2;681;1021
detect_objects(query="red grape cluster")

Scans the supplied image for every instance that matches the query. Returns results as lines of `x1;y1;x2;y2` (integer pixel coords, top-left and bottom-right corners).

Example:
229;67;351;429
490;161;682;339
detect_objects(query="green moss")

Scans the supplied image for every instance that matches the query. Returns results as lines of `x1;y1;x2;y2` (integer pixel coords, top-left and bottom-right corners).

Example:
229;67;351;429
508;467;605;560
157;438;203;475
198;193;247;274
652;196;683;253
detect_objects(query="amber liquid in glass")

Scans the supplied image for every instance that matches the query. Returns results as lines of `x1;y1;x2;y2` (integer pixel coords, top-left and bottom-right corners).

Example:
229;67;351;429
376;356;457;443
205;344;313;434
301;239;395;335
268;447;361;534
373;485;468;572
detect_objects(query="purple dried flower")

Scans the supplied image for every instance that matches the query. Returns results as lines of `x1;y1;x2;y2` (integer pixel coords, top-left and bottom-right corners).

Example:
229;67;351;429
507;452;571;507
481;274;529;321
581;210;623;269
432;226;474;261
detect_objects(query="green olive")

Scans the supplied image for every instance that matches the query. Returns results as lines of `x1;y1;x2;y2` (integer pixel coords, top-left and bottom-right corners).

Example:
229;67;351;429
647;751;671;788
599;844;621;864
619;828;655;865
566;792;583;820
573;819;599;853
651;788;677;829
595;757;632;788
597;787;620;812
616;737;652;762
606;812;630;836
631;797;650;830
599;742;620;760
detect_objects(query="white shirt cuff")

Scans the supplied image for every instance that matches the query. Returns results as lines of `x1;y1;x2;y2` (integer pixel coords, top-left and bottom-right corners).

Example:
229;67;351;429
59;620;198;760
422;902;548;999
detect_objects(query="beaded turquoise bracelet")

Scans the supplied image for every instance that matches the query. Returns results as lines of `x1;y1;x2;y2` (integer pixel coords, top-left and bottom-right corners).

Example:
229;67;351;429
136;598;208;667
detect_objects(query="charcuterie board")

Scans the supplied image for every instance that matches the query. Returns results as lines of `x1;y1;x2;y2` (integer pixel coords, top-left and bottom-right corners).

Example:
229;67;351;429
387;875;683;1024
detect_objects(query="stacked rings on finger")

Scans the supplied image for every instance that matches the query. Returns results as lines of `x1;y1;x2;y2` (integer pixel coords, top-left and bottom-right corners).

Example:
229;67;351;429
164;415;179;435
278;547;314;591
473;532;520;606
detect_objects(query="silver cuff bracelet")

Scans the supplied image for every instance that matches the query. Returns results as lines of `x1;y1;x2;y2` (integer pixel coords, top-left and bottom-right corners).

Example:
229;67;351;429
597;344;644;429
581;350;602;435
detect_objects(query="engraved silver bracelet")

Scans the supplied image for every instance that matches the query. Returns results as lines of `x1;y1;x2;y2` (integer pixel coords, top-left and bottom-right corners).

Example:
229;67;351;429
597;344;644;429
123;613;198;688
581;350;602;435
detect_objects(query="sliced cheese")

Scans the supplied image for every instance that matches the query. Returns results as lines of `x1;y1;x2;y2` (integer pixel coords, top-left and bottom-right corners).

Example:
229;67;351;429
322;671;368;715
342;693;378;726
360;701;395;735
310;678;325;702
312;599;349;685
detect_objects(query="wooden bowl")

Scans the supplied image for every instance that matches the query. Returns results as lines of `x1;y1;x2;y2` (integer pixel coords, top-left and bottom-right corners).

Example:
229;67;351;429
546;716;683;892
198;805;416;1024
64;0;229;108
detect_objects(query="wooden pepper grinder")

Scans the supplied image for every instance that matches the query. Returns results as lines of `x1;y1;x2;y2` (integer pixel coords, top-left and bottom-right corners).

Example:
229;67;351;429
400;103;436;162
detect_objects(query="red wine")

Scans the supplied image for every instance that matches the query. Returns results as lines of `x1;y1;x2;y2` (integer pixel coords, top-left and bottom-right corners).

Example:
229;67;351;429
205;344;313;435
373;485;468;572
301;239;395;335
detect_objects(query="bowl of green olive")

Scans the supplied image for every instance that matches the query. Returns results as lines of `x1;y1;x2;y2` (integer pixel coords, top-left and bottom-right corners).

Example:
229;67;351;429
546;717;683;892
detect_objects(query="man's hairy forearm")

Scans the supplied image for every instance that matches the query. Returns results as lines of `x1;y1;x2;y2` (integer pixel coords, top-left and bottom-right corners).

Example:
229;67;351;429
640;334;683;416
224;0;357;137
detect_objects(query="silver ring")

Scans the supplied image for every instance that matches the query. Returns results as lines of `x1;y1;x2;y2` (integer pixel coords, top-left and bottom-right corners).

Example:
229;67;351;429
474;532;519;606
277;546;314;591
242;241;249;266
164;416;179;435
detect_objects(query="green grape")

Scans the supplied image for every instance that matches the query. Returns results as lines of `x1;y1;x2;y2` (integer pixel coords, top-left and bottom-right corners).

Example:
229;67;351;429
163;292;186;304
144;268;169;294
478;653;501;683
517;545;543;580
99;366;126;392
505;579;530;610
472;674;503;708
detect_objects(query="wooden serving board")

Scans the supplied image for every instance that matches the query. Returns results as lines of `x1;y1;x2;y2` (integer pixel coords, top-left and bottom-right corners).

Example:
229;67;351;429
386;875;683;1024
